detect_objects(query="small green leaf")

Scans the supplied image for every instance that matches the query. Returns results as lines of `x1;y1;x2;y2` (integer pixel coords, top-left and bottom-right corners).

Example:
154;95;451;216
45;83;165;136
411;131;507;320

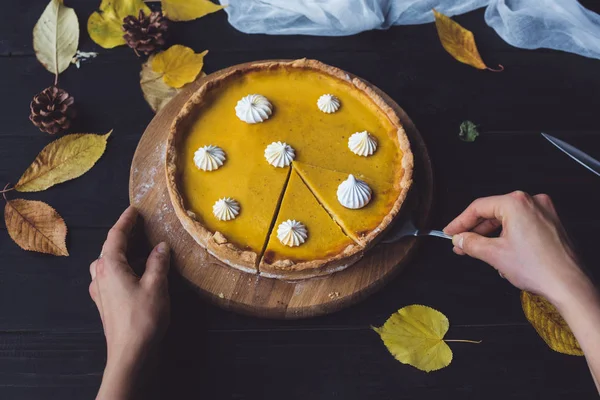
459;120;479;142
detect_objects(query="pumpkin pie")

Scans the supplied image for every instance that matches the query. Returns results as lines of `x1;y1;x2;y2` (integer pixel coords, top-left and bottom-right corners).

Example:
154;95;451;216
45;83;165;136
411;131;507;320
165;59;413;279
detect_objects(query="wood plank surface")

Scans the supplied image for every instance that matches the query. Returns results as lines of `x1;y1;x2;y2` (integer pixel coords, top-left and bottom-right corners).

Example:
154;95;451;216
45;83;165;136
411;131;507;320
1;0;599;398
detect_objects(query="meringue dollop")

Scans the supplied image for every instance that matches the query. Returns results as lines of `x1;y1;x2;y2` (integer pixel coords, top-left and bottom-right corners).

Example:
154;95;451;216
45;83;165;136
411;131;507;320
337;174;372;209
212;197;240;221
277;220;308;247
348;131;377;157
194;145;226;171
264;141;295;167
235;94;273;124
317;94;340;114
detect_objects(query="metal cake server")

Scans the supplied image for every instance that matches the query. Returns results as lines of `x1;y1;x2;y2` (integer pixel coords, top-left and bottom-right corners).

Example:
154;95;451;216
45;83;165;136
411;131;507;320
381;180;451;244
382;218;452;244
542;133;600;177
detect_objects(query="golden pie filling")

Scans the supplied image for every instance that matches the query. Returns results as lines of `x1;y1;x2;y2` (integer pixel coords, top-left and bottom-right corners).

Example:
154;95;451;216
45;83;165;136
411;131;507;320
167;59;412;279
260;170;357;273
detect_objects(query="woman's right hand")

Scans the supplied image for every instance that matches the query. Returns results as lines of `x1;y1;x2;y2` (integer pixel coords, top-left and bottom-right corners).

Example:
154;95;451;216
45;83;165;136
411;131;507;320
445;191;600;392
443;191;590;306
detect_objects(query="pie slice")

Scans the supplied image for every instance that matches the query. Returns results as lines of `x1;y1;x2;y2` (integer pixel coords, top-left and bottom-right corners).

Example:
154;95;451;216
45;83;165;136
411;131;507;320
259;169;362;279
293;161;399;246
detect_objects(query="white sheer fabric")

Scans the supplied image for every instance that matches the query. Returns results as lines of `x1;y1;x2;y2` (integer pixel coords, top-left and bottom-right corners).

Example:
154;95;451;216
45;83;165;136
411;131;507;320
218;0;600;59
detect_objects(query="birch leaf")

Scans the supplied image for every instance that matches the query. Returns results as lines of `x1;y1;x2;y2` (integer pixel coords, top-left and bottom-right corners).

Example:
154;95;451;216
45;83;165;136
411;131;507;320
161;0;225;22
4;199;68;256
88;0;150;48
141;55;178;112
140;55;206;112
433;9;502;72
521;291;583;356
373;305;453;372
33;0;79;75
15;131;112;192
151;45;208;88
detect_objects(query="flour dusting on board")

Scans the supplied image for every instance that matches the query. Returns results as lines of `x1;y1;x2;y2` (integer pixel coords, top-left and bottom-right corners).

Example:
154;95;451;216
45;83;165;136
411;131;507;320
293;283;305;296
133;142;166;205
156;194;176;234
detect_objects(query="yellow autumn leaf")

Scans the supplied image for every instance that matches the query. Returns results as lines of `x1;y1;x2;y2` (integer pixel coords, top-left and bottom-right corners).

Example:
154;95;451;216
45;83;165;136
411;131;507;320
162;0;225;22
373;305;480;372
4;199;68;256
15;131;112;192
152;45;208;88
374;305;452;372
140;55;206;112
433;9;502;72
141;56;180;112
521;291;583;356
88;0;150;48
33;0;79;76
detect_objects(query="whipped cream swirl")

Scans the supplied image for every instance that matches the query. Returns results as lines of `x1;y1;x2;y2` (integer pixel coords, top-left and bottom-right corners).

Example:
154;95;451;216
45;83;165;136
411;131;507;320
194;145;226;171
317;94;340;114
337;174;372;209
277;220;308;247
235;94;272;124
348;131;377;157
212;197;240;221
264;141;295;167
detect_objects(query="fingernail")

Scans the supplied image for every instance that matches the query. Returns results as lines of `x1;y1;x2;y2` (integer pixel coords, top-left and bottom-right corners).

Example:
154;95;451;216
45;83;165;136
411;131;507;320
157;242;169;254
452;234;464;249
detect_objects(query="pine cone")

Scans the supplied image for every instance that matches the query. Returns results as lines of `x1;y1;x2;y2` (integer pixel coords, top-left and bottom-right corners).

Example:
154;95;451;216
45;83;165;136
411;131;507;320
123;10;168;56
29;86;76;135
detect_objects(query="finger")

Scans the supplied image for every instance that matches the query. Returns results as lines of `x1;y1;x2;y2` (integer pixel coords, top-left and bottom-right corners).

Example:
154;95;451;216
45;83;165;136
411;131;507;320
533;193;558;219
101;206;138;261
89;280;98;302
444;195;505;235
444;192;522;235
453;246;465;255
471;218;502;236
452;232;500;265
141;242;170;288
88;280;105;327
89;260;98;280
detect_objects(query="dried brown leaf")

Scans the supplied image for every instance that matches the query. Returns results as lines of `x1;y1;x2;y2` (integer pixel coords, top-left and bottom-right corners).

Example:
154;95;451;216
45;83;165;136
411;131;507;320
4;199;68;256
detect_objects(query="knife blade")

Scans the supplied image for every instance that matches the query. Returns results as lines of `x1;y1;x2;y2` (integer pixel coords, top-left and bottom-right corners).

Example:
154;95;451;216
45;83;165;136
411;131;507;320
541;133;600;177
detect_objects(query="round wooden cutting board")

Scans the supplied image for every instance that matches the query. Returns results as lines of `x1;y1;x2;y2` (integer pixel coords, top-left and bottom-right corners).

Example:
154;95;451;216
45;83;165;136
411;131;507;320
129;60;433;319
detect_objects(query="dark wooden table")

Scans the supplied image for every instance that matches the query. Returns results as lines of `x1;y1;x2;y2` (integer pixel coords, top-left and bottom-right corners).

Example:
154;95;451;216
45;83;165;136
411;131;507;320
1;1;600;398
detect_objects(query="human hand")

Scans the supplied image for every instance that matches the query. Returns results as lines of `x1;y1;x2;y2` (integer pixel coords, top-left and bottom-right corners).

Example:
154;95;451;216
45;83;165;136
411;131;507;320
444;191;588;305
89;206;170;399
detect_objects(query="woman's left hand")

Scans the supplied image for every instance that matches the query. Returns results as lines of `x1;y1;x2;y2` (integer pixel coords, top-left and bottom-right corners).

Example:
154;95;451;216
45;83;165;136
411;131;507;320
89;206;171;400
